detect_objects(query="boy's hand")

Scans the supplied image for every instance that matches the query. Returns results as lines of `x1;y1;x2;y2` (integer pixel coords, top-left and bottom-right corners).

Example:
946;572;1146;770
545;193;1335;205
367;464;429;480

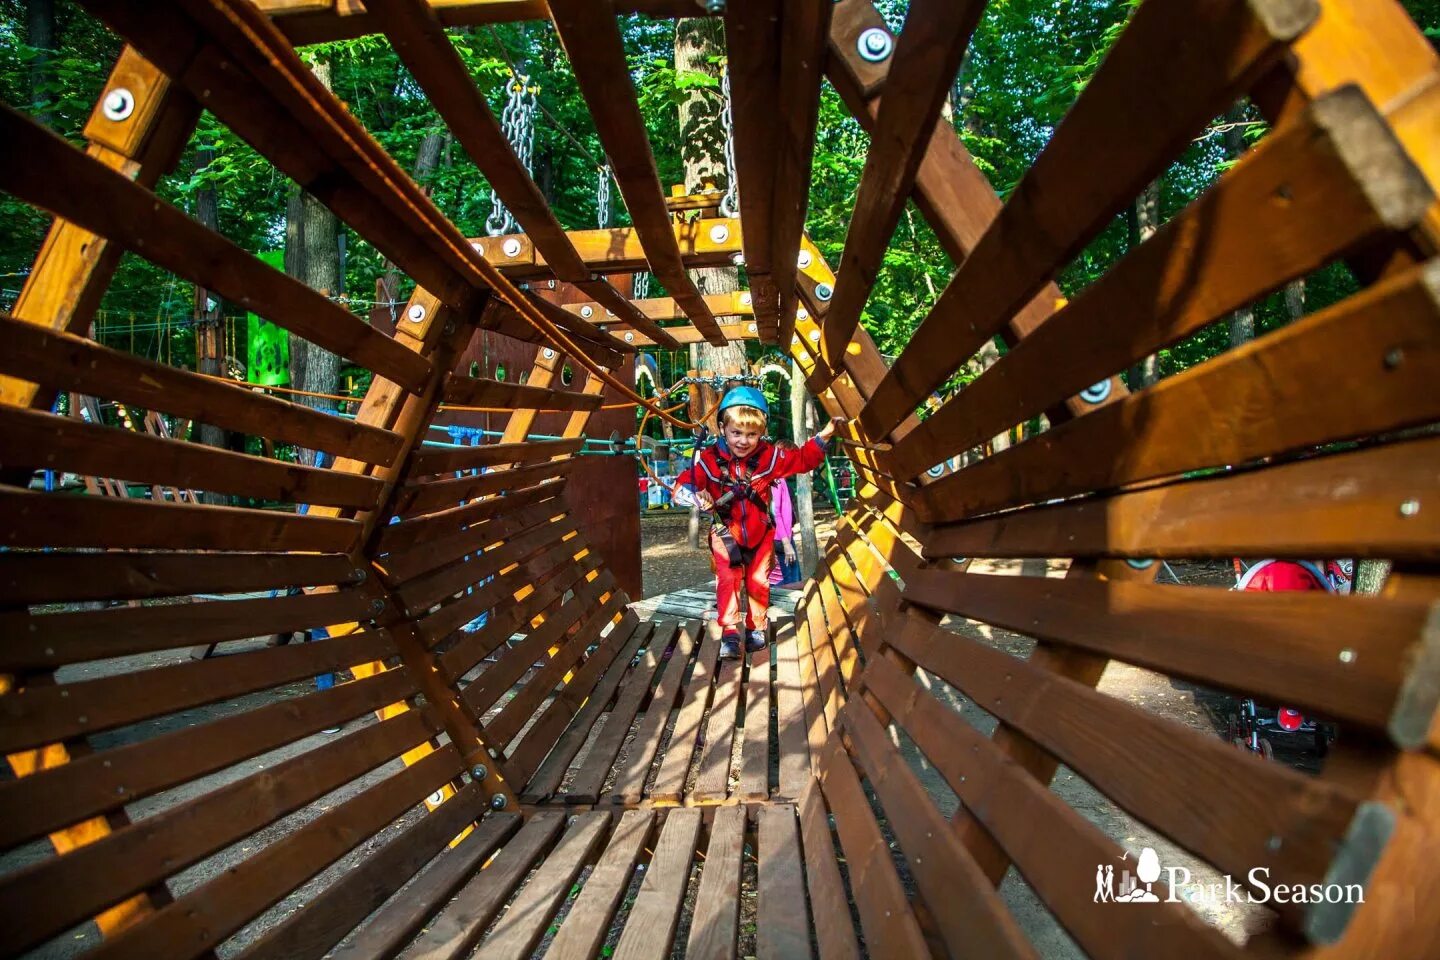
816;417;844;441
695;490;714;511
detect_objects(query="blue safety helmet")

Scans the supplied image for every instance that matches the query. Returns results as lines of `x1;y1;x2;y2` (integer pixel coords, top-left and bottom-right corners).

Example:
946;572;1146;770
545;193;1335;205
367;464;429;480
717;384;768;419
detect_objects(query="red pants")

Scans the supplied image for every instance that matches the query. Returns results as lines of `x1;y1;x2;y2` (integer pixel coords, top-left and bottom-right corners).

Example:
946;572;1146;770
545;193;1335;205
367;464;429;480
710;531;774;633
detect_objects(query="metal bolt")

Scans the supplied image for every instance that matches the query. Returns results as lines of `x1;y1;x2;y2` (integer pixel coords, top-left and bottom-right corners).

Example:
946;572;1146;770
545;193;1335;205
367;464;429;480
797;250;813;269
624;332;635;342
543;348;556;359
580;305;594;318
700;0;726;13
470;241;483;252
1267;835;1283;852
369;599;386;614
102;87;135;122
470;764;488;781
1127;558;1155;570
1384;347;1404;369
815;282;833;301
1080;379;1112;404
792;335;801;346
443;319;457;335
748;322;758;333
502;237;522;258
809;330;821;342
857;27;894;63
547;279;556;289
797;307;809;321
1400;499;1420;517
731;253;745;266
1339;648;1356;664
488;747;501;759
490;794;508;810
350;567;368;583
606;309;615;316
407;304;426;323
740;292;752;306
709;223;730;244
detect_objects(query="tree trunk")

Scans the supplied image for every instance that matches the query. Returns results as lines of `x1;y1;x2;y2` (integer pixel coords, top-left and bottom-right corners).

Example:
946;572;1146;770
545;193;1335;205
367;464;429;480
791;358;820;578
1127;178;1163;388
1284;277;1306;322
1222;105;1258;350
289;60;344;467
378;128;446;318
27;0;55;125
191;146;230;503
1353;560;1390;596
284;188;307;396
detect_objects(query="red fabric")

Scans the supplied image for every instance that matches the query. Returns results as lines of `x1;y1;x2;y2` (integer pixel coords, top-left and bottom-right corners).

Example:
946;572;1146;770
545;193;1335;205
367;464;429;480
676;436;827;549
1240;560;1327;593
711;532;774;631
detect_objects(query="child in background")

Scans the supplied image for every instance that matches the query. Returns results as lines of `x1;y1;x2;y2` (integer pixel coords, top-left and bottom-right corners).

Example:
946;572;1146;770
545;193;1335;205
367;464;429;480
673;386;840;660
769;477;802;587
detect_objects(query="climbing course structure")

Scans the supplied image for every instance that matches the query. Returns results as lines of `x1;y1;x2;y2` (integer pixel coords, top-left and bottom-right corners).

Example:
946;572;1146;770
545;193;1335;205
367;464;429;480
2;0;1440;958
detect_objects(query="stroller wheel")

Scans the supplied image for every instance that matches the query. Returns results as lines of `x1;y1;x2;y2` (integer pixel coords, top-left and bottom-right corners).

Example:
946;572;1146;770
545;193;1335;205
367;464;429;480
1259;738;1275;761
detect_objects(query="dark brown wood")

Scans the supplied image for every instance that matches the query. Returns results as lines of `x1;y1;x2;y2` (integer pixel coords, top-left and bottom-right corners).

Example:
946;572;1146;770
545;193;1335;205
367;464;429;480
397;457;578;517
0;667;416;853
861;654;1239;959
691;644;745;802
378;475;567;555
884;599;1357;924
0;485;361;553
1;587;379;671
883;91;1435;478
0;104;432;393
814;737;929;955
0;550;357;605
88;746;464;960
396;513;580;614
0;628;395;753
842;698;1037;959
687;804;746;960
563;623;667;802
440;374;603;412
650;625;723;803
236;783;488;960
737;640;772;800
0;316;403;464
474;810;614;960
915;260;1440;524
772;618;812;799
855;0;1317;438
546;0;725;344
404;810;566;960
486;597;632;748
611;807;702;960
0;405;384;508
796;780;862;960
331;813;524;960
382;496;570;587
756;804;813;959
818;0;985;377
0;708;439;957
516;621;658;797
546;809;655;960
923;435;1440;563
609;623;701;804
409;437;585;478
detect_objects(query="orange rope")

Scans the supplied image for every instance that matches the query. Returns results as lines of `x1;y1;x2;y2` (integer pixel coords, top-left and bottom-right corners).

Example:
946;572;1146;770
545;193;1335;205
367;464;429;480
200;372;646;413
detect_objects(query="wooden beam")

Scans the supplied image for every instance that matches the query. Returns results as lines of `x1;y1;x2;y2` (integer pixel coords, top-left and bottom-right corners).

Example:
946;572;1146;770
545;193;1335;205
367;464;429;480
818;0;985;380
365;0;679;347
854;0;1316;438
547;0;727;344
471;218;744;280
770;0;832;347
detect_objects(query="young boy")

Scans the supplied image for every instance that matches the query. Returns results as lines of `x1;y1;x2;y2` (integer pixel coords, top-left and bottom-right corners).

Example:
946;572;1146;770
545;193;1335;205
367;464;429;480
672;385;841;660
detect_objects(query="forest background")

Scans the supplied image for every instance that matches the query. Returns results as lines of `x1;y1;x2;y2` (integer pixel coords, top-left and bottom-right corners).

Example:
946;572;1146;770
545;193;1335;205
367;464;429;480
3;0;1439;431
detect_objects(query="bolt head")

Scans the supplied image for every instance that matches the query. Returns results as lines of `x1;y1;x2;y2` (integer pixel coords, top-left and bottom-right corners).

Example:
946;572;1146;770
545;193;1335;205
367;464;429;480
407;304;426;322
543;348;556;359
1400;499;1421;517
580;305;594;318
857;27;894;62
797;250;813;269
624;332;635;342
740;292;752;306
502;237;522;258
709;224;730;245
1080;379;1112;404
808;330;820;342
748;323;757;333
102;87;135;121
470;764;488;781
815;282;833;301
1385;347;1405;369
490;794;508;810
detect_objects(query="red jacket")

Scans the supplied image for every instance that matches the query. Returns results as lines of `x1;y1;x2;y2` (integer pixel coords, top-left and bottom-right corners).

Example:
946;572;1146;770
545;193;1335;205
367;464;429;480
676;436;828;549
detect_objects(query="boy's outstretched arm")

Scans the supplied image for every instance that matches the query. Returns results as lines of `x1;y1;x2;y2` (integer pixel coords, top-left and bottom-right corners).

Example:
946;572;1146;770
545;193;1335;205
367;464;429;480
773;417;846;477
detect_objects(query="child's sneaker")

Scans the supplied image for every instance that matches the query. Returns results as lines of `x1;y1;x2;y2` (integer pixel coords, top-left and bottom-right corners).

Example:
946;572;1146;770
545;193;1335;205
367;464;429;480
746;629;768;652
719;632;743;661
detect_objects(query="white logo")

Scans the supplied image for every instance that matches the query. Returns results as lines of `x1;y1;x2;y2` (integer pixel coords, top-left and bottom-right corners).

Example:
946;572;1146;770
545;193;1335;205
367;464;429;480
1094;847;1367;906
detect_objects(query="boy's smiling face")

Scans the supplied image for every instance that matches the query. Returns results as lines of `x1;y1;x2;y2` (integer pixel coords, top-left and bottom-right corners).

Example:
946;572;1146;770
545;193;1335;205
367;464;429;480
723;420;762;458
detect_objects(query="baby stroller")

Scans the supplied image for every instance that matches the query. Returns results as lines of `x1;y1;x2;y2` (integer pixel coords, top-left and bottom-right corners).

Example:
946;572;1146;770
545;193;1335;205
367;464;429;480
1225;559;1351;761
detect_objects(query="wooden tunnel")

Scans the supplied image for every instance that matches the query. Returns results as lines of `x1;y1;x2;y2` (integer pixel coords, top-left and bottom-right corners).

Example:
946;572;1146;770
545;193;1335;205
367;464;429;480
2;0;1439;957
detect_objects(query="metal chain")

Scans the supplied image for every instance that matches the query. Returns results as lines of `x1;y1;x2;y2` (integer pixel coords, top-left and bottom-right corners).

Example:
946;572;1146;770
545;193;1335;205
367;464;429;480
487;74;537;236
634;271;650;299
597;162;612;229
719;67;740;219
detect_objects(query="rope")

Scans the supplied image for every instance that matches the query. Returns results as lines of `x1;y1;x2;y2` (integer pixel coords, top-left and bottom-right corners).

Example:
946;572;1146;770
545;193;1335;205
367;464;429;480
198;373;649;414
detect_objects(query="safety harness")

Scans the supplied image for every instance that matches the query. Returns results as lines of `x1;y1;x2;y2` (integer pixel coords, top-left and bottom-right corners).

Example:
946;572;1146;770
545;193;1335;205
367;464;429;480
708;447;775;568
